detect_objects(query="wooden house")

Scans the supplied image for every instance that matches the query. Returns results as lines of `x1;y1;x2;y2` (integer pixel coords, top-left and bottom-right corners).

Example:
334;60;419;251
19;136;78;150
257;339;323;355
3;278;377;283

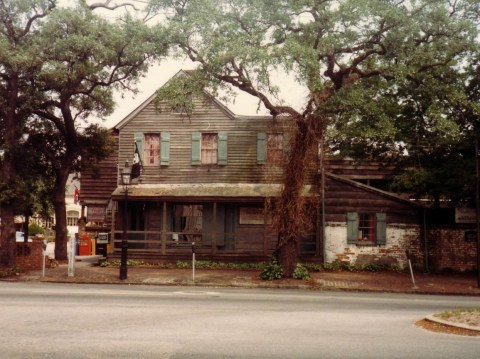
79;71;427;269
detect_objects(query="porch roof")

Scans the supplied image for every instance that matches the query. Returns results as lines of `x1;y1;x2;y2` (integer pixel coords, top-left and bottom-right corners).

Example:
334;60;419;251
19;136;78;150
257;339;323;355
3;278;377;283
111;183;318;201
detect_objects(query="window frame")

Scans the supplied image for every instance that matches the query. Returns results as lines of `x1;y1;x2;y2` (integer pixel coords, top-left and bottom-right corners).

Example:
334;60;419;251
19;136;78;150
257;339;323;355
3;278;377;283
257;132;284;165
134;132;170;167
143;133;161;166
347;212;386;245
192;131;228;166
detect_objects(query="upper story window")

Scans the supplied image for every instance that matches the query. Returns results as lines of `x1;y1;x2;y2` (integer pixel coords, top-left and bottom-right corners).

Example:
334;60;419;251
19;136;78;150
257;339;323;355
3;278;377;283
347;212;386;245
192;132;228;166
267;133;284;165
134;132;170;167
201;133;218;165
144;133;160;166
257;132;284;165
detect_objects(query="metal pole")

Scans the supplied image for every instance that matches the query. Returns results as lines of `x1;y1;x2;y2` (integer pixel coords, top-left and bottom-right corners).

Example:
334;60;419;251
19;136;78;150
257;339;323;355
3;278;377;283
192;241;196;282
119;188;128;280
408;259;417;289
406;250;417;289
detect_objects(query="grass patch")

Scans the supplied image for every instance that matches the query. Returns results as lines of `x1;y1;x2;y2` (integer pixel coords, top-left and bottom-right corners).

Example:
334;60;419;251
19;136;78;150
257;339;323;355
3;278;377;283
435;307;480;320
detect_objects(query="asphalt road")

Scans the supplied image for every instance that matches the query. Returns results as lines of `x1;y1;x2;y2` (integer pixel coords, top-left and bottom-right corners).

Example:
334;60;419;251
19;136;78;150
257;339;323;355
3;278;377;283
0;282;478;359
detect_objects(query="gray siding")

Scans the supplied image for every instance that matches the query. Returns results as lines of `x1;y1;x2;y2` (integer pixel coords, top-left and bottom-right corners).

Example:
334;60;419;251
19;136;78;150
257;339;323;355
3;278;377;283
118;97;298;185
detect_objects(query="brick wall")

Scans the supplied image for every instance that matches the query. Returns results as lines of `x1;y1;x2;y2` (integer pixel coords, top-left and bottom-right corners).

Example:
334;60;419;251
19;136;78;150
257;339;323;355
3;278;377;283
325;222;423;270
16;237;44;271
427;225;477;272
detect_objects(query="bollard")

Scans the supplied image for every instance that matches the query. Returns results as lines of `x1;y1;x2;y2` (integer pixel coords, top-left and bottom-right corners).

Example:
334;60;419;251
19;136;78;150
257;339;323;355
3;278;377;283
67;235;75;277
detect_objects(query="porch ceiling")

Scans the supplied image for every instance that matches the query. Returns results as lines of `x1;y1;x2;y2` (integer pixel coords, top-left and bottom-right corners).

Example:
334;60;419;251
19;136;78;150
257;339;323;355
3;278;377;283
111;183;318;200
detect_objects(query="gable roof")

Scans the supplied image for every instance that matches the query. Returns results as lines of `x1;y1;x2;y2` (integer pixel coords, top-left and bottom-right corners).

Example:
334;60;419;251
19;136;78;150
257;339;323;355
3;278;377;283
114;69;269;130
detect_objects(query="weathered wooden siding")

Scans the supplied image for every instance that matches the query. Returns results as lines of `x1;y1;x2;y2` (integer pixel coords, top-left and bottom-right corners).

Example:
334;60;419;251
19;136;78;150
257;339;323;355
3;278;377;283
324;175;420;224
117;97;314;185
325;158;395;180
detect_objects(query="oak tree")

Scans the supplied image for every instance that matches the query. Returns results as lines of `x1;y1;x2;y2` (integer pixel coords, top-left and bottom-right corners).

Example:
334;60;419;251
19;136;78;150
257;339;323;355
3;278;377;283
148;0;480;276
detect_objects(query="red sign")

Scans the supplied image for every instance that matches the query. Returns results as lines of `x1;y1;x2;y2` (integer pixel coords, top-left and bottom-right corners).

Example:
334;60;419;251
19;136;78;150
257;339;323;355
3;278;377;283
87;206;106;222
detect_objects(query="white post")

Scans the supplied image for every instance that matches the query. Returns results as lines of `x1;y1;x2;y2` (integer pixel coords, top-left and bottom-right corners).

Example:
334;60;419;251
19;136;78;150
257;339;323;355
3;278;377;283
67;235;75;277
42;240;47;277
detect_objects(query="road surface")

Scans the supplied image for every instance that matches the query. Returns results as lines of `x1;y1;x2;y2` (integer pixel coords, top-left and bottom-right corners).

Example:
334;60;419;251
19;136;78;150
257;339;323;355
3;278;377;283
0;282;478;358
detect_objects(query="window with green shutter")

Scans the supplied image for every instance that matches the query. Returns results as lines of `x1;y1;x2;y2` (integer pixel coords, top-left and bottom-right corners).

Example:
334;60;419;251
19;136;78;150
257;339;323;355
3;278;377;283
257;133;266;164
192;132;228;165
346;212;387;245
160;132;170;166
191;132;201;165
218;132;228;165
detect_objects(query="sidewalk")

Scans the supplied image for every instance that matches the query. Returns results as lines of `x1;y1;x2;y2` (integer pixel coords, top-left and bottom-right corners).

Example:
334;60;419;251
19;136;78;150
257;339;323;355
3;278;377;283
8;256;480;296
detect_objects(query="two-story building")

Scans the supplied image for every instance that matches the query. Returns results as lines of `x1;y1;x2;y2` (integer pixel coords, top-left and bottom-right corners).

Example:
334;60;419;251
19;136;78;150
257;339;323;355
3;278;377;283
79;71;430;269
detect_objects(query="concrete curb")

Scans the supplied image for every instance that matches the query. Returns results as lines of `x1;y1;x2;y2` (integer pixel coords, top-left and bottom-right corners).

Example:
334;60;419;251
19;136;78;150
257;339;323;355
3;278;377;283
425;314;480;332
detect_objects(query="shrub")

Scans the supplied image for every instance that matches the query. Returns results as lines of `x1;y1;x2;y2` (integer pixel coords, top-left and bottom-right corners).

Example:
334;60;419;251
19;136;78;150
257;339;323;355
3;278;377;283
323;261;356;272
28;223;45;236
362;263;391;272
293;263;310;280
259;256;283;280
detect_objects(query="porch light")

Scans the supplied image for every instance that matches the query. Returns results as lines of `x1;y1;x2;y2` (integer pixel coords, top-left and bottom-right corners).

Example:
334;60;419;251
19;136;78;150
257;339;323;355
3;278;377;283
119;160;131;280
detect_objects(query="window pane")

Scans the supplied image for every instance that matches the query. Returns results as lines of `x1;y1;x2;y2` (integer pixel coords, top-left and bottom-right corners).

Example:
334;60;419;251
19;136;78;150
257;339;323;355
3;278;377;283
144;134;160;166
202;133;218;164
358;213;375;241
267;133;283;164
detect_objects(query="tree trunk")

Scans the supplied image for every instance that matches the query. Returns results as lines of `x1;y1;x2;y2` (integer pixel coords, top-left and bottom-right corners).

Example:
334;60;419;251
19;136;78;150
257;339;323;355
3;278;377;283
274;116;320;277
0;75;20;267
276;237;297;278
53;170;69;261
0;206;16;267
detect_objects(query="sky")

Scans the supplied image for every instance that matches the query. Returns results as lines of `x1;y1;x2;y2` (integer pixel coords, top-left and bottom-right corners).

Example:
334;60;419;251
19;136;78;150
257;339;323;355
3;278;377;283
62;0;308;129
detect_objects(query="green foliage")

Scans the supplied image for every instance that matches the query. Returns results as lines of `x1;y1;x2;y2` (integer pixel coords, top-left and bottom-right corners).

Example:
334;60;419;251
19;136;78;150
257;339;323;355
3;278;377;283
28;223;45;236
303;263;321;272
0;267;22;278
323;261;357;272
292;263;310;280
148;0;480;208
323;261;399;272
361;263;392;272
435;307;480;321
259;256;283;280
176;260;189;268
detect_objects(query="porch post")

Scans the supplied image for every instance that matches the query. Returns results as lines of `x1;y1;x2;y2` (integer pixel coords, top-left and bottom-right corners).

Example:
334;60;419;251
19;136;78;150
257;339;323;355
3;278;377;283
110;201;116;254
212;202;217;255
161;201;167;255
263;202;268;255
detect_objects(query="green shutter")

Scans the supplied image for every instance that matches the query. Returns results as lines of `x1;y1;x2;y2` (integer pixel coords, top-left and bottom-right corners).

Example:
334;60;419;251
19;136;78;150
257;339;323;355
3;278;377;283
375;213;387;245
218;132;228;165
160;132;170;166
257;132;266;164
191;132;201;165
134;132;144;163
347;212;358;244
